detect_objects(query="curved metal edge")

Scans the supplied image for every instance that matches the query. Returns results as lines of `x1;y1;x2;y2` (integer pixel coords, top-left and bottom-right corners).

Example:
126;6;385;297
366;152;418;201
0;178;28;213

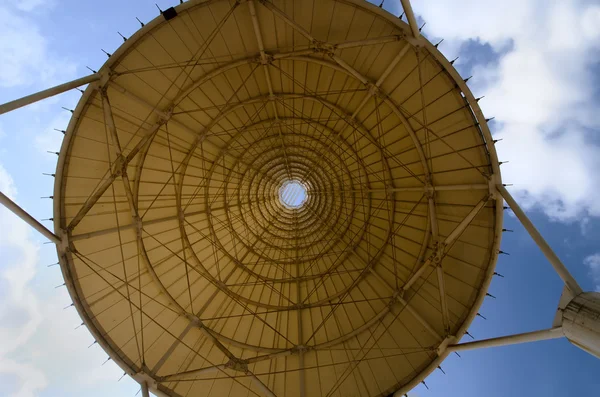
52;1;219;396
52;0;504;395
336;1;503;395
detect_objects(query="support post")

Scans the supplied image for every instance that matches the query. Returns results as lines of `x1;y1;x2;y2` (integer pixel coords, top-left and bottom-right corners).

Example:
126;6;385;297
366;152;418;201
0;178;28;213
0;73;100;115
562;292;600;359
0;191;61;244
141;381;150;397
446;327;564;353
400;0;421;38
496;184;583;296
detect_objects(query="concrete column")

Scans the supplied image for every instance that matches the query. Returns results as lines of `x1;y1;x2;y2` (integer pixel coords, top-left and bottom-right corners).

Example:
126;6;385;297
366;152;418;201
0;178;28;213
563;292;600;359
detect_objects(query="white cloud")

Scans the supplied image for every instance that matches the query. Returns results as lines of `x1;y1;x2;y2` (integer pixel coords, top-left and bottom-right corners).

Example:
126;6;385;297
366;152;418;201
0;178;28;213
0;161;134;397
0;163;48;397
583;254;600;291
0;359;47;397
401;0;600;221
0;2;134;393
15;0;53;12
1;1;599;395
34;111;72;155
0;2;76;88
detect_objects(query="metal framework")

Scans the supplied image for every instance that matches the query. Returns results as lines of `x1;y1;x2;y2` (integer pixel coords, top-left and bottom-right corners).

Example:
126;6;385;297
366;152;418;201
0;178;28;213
1;1;598;396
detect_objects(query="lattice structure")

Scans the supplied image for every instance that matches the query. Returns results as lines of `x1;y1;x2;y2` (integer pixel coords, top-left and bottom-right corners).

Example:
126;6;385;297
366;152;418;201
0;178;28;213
49;1;502;395
1;1;597;397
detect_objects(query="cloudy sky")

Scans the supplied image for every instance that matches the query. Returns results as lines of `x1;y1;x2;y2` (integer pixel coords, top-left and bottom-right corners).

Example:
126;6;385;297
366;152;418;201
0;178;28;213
0;0;599;396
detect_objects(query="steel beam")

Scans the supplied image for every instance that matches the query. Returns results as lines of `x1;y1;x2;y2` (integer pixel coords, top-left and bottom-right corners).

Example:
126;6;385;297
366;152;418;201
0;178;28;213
447;327;564;352
160;364;226;381
67;121;163;231
109;82;284;188
496;184;583;296
398;296;442;341
111;51;429;188
0;73;100;115
248;0;292;179
69;199;272;241
141;381;150;397
100;91;245;371
257;0;314;42
329;53;369;84
322;50;430;178
313;184;489;195
101;90;122;155
400;0;421;38
336;35;402;49
351;43;410;119
403;195;489;292
428;196;439;241
0;191;61;244
436;265;449;333
250;374;278;397
368;269;443;341
296;242;306;397
376;43;411;87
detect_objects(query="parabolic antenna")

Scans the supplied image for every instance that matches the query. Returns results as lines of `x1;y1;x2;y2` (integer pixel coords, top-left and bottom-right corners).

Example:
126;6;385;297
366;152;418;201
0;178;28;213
0;1;598;397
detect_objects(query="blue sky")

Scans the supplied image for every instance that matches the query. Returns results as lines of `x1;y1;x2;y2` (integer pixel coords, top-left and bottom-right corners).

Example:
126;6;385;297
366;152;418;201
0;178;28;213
0;0;599;396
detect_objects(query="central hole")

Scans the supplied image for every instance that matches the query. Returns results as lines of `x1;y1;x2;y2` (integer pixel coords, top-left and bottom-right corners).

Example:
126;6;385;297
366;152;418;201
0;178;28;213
279;180;307;209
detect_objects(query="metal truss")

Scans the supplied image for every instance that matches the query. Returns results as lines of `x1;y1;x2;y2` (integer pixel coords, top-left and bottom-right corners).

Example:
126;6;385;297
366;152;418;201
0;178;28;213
1;1;597;397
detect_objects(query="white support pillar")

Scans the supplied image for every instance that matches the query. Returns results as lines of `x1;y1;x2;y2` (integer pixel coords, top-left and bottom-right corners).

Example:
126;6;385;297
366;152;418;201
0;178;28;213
446;327;564;353
562;292;600;359
141;381;150;397
496;184;583;296
0;73;100;115
0;191;61;244
399;0;421;38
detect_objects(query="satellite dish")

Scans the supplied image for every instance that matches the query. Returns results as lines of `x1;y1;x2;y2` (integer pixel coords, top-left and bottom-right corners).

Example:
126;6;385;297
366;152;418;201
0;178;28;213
0;1;598;396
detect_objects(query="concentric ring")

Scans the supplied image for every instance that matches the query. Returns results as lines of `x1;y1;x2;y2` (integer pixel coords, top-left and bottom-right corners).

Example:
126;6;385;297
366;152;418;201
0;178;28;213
54;1;502;396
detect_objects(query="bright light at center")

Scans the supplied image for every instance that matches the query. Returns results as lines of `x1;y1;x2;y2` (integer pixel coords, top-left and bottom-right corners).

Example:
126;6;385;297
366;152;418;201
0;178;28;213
279;181;307;209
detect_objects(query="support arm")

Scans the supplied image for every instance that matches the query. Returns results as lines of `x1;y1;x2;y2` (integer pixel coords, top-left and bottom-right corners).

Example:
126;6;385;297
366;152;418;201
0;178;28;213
0;73;100;115
0;191;61;244
400;0;421;38
496;184;583;296
446;327;564;353
140;381;150;397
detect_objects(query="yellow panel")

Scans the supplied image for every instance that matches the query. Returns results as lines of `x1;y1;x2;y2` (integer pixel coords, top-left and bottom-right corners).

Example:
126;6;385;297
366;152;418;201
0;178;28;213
55;1;502;396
